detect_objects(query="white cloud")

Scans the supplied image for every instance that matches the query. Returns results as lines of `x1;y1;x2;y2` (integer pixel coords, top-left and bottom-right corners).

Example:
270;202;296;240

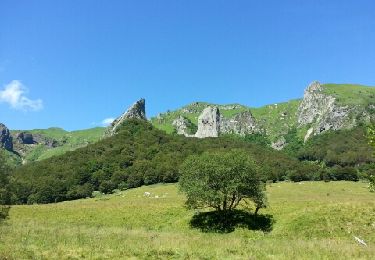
101;117;115;126
0;80;43;111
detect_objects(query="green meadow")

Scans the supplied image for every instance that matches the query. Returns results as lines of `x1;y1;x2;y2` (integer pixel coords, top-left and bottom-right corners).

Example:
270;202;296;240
1;181;374;259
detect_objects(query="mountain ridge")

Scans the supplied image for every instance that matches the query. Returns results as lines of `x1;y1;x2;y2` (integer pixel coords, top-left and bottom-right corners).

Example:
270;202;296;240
1;81;374;165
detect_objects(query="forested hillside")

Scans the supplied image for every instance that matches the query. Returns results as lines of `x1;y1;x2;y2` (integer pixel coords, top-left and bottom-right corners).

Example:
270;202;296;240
10;120;301;204
8;119;374;205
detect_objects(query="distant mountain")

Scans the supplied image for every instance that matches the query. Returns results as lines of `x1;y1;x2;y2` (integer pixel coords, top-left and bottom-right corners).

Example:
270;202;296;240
0;126;105;166
1;81;374;165
150;81;375;149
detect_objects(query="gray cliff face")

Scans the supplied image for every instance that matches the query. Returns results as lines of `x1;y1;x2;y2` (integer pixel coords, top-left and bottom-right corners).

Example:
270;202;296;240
173;106;260;138
0;123;13;151
195;106;221;138
14;132;58;147
190;107;259;138
220;111;258;136
107;99;146;135
16;132;35;144
297;81;352;141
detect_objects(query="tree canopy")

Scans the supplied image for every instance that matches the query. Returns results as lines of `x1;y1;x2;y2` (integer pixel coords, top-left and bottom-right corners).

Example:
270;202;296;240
179;150;267;214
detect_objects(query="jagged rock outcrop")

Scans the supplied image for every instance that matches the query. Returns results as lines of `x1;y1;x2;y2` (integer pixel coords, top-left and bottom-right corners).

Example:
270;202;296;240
220;111;259;136
0;123;13;151
107;99;146;135
174;106;260;138
172;116;194;136
195;106;220;138
16;132;35;144
13;132;58;148
297;81;352;141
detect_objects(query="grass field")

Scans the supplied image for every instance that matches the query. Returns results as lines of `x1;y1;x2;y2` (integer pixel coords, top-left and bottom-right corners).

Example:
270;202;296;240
1;181;374;259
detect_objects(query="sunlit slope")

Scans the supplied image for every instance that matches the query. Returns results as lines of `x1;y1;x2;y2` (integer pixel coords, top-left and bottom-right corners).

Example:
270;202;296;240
1;181;374;259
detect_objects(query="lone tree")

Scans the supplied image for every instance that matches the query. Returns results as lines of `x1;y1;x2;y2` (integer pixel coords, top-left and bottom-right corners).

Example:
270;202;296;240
179;149;267;214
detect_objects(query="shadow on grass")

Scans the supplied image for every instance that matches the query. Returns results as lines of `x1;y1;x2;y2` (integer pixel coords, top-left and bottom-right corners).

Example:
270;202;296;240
0;206;10;223
190;209;274;233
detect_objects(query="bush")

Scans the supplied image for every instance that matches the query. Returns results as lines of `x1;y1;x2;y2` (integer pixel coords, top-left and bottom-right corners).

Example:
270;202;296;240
329;166;359;181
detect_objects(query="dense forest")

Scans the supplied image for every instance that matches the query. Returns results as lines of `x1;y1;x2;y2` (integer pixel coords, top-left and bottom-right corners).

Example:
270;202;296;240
4;120;374;204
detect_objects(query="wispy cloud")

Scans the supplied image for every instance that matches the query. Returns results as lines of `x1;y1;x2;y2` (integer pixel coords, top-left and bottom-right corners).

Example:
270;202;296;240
101;117;115;126
0;80;43;111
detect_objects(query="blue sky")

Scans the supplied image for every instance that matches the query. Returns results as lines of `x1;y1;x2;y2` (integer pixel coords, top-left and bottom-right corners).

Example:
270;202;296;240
1;0;374;130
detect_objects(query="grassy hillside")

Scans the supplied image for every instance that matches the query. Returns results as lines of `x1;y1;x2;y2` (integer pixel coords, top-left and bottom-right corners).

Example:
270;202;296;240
322;84;375;106
10;127;105;162
251;99;301;140
1;182;374;259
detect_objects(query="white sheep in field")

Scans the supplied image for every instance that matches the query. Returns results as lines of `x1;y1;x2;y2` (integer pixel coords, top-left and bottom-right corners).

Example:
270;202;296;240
144;192;151;197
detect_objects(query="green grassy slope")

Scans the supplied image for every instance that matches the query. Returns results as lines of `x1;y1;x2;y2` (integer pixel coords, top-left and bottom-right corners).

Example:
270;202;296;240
322;84;375;106
10;127;105;162
1;182;374;259
251;99;301;140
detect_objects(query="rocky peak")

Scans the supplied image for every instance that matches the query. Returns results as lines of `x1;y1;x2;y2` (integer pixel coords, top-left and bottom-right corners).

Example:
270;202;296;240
297;81;329;125
195;106;220;138
0;123;13;151
297;81;351;141
305;80;323;94
107;99;146;135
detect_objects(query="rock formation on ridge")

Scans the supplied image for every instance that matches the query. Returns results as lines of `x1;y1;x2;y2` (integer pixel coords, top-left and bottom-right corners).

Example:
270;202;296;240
297;81;353;141
220;110;259;136
15;132;35;144
0;123;13;151
194;106;221;138
107;99;146;135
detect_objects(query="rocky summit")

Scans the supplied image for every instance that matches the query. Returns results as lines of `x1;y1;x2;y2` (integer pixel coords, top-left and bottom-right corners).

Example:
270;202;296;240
0;123;13;151
297;81;373;141
107;98;146;135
